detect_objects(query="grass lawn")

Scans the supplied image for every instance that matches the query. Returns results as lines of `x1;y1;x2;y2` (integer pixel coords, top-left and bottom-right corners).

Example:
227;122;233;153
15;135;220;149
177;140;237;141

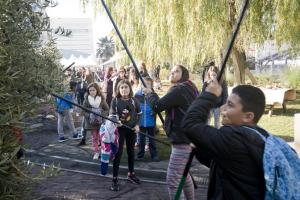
258;90;300;141
158;80;299;140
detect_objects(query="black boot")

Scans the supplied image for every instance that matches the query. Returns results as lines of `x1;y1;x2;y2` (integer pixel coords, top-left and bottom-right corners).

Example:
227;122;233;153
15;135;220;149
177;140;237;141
78;138;86;146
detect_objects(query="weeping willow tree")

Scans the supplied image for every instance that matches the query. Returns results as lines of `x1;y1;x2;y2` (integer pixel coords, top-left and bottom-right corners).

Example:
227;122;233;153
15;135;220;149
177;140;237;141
87;0;300;84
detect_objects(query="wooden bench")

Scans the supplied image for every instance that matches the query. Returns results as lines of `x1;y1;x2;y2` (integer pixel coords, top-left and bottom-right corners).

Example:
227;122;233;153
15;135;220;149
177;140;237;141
260;88;296;116
228;87;296;117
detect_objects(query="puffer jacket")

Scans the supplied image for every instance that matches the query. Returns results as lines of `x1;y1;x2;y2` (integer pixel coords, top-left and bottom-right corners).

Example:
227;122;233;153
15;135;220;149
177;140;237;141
135;89;155;127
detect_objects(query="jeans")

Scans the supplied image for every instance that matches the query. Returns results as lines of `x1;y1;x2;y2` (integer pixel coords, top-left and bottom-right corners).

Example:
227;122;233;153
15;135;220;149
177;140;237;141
113;127;136;177
81;118;87;140
57;110;76;137
92;129;100;153
137;127;158;159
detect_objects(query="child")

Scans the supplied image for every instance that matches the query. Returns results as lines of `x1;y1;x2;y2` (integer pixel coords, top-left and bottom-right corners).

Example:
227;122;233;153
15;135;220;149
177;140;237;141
110;79;142;191
202;66;228;128
99;114;119;175
56;84;82;142
182;82;268;199
135;77;158;161
83;83;109;160
143;65;198;200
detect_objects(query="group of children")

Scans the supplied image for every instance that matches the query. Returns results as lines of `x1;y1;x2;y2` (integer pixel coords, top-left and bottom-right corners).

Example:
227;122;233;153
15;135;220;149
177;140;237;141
55;72;159;191
55;64;300;199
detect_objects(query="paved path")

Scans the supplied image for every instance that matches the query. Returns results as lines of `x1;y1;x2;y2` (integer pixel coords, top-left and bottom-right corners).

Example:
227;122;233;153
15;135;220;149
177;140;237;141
28;170;208;200
24;114;209;199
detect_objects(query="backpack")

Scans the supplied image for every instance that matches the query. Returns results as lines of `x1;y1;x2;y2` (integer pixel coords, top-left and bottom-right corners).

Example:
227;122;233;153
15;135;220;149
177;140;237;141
243;126;300;200
89;107;102;126
99;116;119;175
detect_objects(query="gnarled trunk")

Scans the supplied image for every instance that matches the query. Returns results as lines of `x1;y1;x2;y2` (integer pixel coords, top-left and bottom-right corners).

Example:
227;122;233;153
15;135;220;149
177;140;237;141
232;47;258;85
232;47;246;85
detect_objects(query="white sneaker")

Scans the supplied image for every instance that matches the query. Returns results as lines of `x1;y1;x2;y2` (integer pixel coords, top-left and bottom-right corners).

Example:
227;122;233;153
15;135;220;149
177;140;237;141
93;152;100;160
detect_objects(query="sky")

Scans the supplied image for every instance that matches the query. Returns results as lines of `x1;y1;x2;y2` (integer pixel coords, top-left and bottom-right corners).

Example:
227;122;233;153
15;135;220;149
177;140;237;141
46;0;113;41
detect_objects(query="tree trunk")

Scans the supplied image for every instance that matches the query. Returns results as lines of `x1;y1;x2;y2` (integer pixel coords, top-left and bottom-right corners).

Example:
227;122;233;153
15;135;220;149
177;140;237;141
232;47;246;85
231;47;258;85
245;67;258;85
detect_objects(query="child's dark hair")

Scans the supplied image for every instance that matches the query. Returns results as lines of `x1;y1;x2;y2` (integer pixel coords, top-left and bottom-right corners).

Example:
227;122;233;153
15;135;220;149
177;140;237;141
87;83;103;98
175;64;189;82
144;76;153;87
232;85;265;123
69;82;76;91
116;79;133;98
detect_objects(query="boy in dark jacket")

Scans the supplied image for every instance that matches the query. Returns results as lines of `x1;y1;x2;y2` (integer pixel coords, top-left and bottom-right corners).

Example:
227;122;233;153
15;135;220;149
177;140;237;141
182;79;266;200
135;77;158;161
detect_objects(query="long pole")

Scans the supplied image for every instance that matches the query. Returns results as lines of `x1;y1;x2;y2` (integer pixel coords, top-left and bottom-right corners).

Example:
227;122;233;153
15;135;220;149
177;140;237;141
100;0;200;189
175;0;250;199
52;93;170;146
100;0;165;125
62;62;75;73
217;0;249;82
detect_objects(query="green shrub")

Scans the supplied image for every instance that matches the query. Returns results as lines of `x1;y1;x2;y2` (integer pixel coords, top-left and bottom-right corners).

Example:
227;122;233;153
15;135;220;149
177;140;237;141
0;0;63;198
281;67;300;89
253;72;276;87
0;127;29;199
225;72;235;87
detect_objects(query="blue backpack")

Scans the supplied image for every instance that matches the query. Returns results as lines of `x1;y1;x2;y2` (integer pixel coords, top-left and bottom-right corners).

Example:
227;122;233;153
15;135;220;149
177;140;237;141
243;126;300;200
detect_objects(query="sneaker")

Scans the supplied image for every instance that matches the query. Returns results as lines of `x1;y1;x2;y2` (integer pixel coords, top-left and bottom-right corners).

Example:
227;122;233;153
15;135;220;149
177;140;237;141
127;173;140;184
72;133;82;140
58;136;68;143
77;139;86;146
110;178;119;191
93;152;100;160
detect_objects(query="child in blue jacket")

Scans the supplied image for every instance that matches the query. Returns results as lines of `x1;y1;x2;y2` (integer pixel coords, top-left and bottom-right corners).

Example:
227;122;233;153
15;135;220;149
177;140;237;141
135;77;158;161
55;83;81;142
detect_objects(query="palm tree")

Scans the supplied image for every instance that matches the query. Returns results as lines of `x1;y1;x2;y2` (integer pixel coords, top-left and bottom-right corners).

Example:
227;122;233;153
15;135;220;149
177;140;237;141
96;36;115;61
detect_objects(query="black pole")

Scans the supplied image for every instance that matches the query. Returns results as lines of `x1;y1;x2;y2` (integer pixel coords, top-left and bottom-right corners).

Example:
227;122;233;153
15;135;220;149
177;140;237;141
218;0;249;82
175;0;250;199
62;62;75;73
52;93;170;146
100;0;199;190
100;0;165;125
100;0;145;86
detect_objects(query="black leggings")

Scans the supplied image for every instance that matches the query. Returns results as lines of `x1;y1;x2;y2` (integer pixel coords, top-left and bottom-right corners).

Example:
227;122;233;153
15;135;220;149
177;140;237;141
113;127;136;177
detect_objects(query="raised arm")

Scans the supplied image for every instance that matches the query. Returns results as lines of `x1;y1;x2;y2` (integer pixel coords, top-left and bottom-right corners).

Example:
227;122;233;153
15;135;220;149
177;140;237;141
182;79;232;161
146;86;186;112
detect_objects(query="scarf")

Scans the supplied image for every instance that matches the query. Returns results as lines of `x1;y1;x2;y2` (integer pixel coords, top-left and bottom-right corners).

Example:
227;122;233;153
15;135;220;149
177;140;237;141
88;95;101;108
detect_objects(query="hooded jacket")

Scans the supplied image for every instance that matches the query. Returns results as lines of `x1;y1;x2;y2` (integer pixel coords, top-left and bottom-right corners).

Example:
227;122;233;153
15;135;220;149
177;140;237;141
135;89;156;127
182;91;266;200
147;80;198;144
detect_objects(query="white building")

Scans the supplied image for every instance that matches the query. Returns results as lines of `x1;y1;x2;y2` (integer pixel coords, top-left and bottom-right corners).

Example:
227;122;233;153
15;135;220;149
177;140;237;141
50;18;97;67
